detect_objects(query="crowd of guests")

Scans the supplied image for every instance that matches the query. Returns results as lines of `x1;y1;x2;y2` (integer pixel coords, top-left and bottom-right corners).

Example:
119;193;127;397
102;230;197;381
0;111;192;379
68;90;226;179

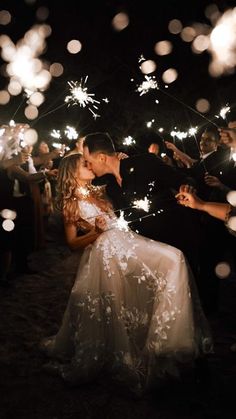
148;123;236;314
0;121;236;321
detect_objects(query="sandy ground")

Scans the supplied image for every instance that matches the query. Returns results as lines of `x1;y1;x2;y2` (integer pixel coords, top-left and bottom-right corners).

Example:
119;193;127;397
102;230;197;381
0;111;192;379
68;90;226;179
0;245;236;419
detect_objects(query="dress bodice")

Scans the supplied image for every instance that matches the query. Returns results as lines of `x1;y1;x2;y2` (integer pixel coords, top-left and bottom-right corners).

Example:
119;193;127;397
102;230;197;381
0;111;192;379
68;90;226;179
78;199;117;230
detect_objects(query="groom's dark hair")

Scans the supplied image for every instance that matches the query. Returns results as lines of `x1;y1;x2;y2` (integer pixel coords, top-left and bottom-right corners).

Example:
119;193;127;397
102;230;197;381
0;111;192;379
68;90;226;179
83;132;116;155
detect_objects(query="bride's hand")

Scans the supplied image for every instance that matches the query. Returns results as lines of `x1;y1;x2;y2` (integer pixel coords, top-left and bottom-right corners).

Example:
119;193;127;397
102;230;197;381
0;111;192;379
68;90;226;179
95;216;107;232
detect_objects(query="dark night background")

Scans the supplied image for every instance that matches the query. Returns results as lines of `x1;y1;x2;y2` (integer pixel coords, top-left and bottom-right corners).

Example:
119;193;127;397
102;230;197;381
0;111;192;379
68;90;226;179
1;0;236;155
1;2;236;418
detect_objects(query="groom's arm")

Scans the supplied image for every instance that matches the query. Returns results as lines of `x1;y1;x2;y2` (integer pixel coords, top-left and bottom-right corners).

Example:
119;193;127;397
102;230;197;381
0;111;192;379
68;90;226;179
143;153;197;190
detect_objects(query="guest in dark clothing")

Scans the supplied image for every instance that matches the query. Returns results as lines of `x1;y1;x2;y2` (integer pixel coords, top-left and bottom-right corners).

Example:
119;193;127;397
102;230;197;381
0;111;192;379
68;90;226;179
83;132;201;279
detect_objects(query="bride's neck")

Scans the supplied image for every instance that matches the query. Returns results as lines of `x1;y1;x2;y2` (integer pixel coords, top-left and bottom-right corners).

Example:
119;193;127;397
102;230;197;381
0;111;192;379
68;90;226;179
77;180;90;188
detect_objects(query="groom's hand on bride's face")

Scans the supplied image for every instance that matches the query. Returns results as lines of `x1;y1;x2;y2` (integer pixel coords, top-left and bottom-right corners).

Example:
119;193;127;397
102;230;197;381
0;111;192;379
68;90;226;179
95;216;107;232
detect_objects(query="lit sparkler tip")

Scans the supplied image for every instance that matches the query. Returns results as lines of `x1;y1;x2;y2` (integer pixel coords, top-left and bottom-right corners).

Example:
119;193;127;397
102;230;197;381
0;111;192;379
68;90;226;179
146;119;155;128
138;54;146;63
123;136;136;146
170;130;188;140
64;125;78;140
65;78;99;109
133;196;151;212
65;77;109;119
116;211;129;231
50;129;61;139
219;105;230;120
136;75;159;96
188;127;198;136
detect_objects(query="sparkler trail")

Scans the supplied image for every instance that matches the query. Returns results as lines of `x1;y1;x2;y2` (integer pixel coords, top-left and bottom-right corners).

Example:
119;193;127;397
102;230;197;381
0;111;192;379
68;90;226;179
10;96;27;120
31;102;67;125
158;86;220;129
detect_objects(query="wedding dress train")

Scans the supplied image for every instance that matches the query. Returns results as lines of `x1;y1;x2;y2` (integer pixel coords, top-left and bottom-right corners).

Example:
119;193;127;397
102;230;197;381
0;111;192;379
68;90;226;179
41;200;212;393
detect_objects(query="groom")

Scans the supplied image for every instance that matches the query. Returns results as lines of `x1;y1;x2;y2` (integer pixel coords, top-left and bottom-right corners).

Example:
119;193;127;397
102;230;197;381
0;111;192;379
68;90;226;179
83;132;201;273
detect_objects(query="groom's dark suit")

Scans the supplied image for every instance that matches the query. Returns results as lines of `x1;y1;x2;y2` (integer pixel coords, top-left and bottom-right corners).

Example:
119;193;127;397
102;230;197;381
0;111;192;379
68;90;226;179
102;153;201;274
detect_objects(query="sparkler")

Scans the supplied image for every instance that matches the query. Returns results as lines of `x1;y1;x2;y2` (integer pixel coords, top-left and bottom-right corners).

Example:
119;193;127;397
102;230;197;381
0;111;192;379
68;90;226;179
64;77;108;119
64;126;78;140
170;130;188;140
116;211;129;231
136;75;159;96
123;136;136;146
146;120;155;128
50;129;61;139
52;142;62;149
133;197;151;213
215;105;231;120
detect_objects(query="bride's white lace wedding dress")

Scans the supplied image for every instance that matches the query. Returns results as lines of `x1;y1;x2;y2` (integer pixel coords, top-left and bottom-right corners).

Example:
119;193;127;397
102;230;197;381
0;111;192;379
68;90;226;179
41;198;212;393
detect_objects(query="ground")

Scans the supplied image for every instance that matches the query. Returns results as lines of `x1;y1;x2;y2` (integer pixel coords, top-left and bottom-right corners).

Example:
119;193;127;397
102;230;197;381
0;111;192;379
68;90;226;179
0;247;236;419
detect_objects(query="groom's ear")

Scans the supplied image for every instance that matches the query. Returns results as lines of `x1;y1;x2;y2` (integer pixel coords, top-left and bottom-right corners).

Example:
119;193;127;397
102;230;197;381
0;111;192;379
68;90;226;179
99;153;107;163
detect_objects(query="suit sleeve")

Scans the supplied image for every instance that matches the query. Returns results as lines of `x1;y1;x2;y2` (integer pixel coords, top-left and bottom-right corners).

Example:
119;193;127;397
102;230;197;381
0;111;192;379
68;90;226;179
144;154;196;190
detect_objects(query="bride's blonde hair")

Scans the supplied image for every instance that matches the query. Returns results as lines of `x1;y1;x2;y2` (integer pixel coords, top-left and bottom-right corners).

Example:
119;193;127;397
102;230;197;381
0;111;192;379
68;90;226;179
56;153;112;229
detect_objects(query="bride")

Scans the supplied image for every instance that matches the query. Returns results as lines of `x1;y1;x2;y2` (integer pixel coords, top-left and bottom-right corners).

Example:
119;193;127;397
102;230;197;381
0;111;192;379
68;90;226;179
41;153;212;394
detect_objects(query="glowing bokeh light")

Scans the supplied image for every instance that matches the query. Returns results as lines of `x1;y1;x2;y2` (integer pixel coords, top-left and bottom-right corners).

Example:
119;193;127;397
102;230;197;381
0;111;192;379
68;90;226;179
228;216;236;232
195;98;210;113
2;219;15;232
50;62;64;77
227;191;236;206
29;91;44;107
140;60;156;74
192;35;210;53
0;10;11;25
36;6;49;21
7;79;22;96
111;12;129;31
168;19;183;34
162;68;178;84
181;26;196;42
0;209;17;220
0;90;10;104
24;128;38;145
215;262;231;278
67;39;82;54
24;105;39;120
208;8;236;76
154;40;172;56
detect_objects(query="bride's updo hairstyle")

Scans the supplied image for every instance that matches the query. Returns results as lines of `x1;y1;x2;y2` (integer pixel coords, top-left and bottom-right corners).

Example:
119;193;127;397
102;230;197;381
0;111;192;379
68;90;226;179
56;153;112;228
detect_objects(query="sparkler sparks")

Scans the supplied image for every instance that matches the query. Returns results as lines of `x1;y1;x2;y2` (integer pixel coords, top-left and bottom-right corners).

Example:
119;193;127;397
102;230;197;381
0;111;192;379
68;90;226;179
50;129;61;139
219;106;230;120
170;130;188;140
52;142;62;149
64;77;108;119
146;120;155;128
136;75;159;96
188;127;198;136
170;127;198;140
64;126;78;140
116;211;129;231
133;197;151;212
123;136;136;146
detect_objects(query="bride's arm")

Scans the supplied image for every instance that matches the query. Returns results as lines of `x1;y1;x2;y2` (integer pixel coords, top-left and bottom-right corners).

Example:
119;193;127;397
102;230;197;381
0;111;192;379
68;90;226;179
64;222;100;250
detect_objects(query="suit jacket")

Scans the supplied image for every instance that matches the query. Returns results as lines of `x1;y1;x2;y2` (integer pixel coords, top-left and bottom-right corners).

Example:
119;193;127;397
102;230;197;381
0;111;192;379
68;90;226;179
103;153;201;269
187;147;233;200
